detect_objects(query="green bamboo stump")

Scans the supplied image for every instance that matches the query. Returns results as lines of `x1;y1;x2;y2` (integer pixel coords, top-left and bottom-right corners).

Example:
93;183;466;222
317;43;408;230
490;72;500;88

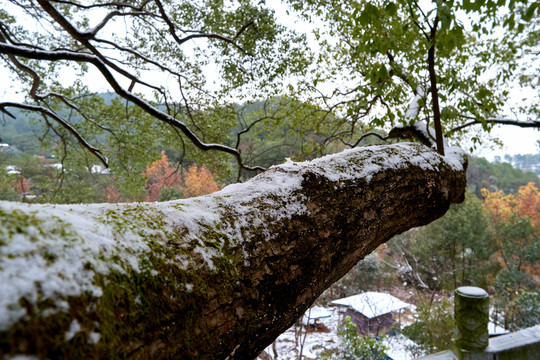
454;286;490;351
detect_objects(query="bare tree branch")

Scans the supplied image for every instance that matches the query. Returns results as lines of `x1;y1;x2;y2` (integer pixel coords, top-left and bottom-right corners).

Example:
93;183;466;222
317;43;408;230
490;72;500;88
85;9;151;38
49;0;151;11
0;102;109;167
446;115;540;135
341;132;388;148
36;0;162;93
0;39;262;172
154;0;254;56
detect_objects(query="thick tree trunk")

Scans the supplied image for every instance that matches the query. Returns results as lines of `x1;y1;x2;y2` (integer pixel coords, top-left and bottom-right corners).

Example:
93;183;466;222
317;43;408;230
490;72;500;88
0;143;467;360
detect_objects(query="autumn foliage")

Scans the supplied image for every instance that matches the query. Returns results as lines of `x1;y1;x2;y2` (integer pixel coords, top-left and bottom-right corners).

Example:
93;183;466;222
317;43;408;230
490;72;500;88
143;152;220;201
482;182;540;225
482;182;540;284
183;164;220;198
143;152;183;201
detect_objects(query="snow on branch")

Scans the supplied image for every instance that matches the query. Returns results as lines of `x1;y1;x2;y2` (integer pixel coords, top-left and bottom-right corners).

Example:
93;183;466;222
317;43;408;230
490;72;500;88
0;143;467;359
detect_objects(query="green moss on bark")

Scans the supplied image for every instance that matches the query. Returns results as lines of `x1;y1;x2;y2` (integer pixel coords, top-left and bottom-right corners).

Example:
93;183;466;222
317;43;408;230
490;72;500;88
1;226;245;359
0;201;250;359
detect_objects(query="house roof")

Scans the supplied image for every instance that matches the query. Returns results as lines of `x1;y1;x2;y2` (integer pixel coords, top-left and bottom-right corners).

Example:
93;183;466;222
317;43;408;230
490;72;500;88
330;291;411;319
304;306;332;320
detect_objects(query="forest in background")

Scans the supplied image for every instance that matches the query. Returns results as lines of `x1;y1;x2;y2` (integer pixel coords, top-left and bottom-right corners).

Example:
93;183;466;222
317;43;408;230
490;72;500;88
314;180;540;356
1;96;539;204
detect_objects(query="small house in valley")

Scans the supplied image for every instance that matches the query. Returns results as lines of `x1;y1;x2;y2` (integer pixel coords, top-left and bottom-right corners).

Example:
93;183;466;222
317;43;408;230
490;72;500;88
331;292;411;335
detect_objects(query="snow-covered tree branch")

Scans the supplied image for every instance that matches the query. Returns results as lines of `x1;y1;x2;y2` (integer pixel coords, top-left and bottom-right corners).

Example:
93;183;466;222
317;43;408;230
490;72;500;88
0;143;467;359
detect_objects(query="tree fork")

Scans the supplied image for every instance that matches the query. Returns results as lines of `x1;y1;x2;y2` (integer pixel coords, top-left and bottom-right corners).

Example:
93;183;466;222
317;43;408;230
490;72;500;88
0;143;467;359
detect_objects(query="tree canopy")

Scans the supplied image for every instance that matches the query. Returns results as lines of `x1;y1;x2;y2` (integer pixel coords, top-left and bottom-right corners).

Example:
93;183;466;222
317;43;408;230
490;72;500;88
0;0;538;193
0;0;311;183
288;0;540;152
1;2;538;358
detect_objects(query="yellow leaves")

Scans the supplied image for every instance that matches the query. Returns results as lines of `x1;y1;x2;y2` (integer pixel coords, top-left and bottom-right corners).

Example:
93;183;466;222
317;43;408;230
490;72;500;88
481;188;515;222
516;182;540;226
183;164;220;198
483;183;540;281
482;182;540;226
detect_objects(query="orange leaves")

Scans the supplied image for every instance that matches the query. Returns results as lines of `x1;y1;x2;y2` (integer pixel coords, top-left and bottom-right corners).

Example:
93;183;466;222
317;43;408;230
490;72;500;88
515;182;540;226
482;182;540;225
143;152;183;202
183;164;220;198
142;152;220;201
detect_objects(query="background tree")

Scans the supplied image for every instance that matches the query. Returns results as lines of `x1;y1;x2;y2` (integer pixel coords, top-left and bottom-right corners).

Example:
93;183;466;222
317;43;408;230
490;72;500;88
143;151;183;202
413;191;496;290
0;154;19;201
183;163;220;198
513;290;540;329
401;294;454;357
482;183;540;328
318;316;389;360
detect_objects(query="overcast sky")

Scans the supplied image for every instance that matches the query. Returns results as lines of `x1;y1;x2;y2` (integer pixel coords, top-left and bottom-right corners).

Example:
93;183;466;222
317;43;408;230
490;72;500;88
476;126;539;160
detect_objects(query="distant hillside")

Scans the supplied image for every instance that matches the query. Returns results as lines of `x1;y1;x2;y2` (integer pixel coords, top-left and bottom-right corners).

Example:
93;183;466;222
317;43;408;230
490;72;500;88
0;92;124;155
467;156;540;197
496;153;540;175
2;95;539;198
0;107;43;154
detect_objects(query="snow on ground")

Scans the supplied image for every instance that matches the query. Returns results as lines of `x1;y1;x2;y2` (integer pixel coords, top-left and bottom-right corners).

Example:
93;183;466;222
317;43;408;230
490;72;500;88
330;292;412;319
383;334;417;360
260;306;417;360
261;306;343;360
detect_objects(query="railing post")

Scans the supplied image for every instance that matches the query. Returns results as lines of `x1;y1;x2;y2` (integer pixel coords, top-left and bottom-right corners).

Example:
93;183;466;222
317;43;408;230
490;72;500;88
454;286;490;351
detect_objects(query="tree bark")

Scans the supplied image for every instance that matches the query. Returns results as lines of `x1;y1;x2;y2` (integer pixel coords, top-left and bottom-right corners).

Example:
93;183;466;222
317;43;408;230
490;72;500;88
428;16;445;156
0;143;467;359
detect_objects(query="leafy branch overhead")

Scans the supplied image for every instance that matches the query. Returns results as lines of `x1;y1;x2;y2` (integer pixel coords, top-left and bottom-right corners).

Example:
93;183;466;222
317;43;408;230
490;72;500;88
289;0;539;154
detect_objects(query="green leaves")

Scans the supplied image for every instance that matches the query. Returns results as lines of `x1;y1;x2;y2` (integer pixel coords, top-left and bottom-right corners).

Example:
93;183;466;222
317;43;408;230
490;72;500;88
378;64;389;79
385;2;398;16
358;9;371;26
322;316;389;360
2;0;537;194
437;2;453;31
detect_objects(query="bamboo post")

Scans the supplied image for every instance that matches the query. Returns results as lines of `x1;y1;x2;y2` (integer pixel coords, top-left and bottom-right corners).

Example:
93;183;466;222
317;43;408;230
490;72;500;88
454;286;490;351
